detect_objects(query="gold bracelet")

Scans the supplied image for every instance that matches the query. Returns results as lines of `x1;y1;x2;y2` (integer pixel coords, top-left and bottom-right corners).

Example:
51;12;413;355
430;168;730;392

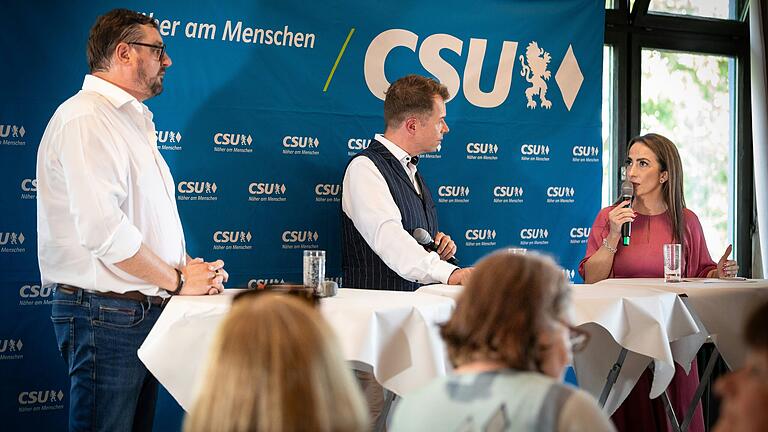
602;238;617;254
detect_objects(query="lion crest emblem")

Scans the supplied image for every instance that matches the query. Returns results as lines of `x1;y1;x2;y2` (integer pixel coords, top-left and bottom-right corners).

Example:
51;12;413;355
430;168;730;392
519;42;552;109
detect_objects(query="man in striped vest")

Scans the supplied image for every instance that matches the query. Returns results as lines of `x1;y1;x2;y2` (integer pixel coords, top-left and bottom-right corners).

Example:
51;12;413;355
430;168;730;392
341;74;472;292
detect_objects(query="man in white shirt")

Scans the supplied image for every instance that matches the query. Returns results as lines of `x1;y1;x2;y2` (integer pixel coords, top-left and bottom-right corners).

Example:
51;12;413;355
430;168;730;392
36;9;227;432
341;75;473;428
341;74;472;292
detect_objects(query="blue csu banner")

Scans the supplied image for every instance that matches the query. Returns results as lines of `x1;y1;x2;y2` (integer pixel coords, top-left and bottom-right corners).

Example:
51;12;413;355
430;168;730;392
0;0;603;429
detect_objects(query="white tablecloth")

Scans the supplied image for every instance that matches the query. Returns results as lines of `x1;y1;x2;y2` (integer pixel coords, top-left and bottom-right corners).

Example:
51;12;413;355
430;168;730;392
594;278;768;370
138;288;455;411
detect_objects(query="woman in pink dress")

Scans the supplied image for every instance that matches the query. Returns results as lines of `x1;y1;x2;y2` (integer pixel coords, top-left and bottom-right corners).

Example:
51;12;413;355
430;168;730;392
579;133;739;432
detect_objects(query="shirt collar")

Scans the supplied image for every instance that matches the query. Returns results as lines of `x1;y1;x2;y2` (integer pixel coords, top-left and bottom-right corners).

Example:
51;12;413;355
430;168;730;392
82;74;149;117
375;133;417;166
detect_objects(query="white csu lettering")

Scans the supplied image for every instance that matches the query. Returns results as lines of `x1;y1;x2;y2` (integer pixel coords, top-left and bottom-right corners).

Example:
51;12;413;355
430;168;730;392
364;29;518;108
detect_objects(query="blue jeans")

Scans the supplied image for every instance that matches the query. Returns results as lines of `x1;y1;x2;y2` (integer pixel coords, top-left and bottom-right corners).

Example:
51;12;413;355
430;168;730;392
51;286;163;432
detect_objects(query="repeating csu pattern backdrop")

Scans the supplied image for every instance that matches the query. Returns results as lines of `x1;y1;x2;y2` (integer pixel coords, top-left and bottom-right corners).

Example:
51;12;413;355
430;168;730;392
0;0;603;428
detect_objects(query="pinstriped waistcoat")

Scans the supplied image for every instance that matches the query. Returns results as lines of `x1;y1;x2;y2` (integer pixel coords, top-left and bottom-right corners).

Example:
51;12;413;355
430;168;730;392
341;140;438;291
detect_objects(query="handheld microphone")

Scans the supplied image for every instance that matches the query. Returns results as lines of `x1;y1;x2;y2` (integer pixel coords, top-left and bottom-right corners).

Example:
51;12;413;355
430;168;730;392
413;228;459;265
620;180;634;246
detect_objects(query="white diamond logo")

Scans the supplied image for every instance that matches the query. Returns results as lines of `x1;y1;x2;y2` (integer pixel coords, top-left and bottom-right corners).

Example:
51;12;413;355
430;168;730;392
57;390;64;401
19;126;26;137
175;132;182;142
246;232;252;242
555;45;584;111
247;135;253;145
17;233;25;244
16;339;23;350
211;183;218;193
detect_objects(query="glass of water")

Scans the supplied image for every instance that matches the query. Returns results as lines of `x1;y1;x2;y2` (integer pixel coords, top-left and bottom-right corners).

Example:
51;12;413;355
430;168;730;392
303;250;326;294
663;243;682;283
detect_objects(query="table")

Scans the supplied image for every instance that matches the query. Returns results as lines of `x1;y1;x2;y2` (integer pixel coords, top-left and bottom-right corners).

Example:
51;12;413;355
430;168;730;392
138;288;455;411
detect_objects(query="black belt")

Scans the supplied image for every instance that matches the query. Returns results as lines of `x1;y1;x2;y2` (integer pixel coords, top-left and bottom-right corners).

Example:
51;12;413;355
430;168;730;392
57;284;169;306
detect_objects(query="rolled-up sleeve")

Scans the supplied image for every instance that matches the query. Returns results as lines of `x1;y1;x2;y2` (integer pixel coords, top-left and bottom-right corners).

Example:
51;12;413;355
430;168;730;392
56;115;143;263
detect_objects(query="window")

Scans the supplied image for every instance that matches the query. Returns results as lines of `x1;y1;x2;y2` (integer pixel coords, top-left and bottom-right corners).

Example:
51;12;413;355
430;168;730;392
648;0;737;20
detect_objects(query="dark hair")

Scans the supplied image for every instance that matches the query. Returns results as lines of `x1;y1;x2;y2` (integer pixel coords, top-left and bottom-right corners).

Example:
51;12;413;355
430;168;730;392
745;300;768;351
627;133;686;250
87;9;158;73
383;75;450;130
440;251;570;371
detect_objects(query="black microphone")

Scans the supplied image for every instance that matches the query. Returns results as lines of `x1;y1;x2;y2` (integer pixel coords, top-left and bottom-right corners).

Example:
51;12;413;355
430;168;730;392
413;228;459;265
620;179;634;246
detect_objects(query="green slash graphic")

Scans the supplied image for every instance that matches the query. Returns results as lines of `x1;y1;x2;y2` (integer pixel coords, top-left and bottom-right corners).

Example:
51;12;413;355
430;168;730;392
323;28;355;92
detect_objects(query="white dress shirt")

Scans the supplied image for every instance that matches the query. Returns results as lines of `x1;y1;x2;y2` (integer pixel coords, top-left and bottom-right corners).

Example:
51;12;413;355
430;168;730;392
342;134;457;284
36;75;186;296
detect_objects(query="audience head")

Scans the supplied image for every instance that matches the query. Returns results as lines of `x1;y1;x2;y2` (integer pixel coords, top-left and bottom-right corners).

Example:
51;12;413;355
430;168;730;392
441;251;584;379
713;299;768;432
184;293;368;432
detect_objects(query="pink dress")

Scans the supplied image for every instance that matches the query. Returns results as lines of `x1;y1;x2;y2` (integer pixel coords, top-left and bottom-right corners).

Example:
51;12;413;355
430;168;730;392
579;206;717;432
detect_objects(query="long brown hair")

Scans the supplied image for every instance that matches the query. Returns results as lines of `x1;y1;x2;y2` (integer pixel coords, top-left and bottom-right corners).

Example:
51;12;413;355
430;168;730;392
627;133;687;251
440;251;570;371
184;294;368;432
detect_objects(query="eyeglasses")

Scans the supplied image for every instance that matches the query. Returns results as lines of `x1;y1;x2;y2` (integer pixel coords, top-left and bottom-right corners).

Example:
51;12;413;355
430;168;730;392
232;284;320;308
128;41;166;61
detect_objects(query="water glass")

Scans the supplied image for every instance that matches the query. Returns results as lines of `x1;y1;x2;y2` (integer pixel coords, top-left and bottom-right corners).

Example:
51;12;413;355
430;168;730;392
663;243;682;283
303;250;326;293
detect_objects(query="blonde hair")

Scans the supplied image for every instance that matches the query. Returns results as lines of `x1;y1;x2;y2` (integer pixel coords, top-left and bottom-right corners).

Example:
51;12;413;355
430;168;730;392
184;294;369;432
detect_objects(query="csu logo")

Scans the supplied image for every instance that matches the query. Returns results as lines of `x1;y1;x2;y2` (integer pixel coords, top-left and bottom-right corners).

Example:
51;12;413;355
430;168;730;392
18;390;64;405
282;231;319;243
213;231;252;243
572;146;599;157
283;136;319;148
466;143;498;154
21;178;37;192
438;186;470;197
315;184;340;196
0;338;23;353
249;183;286;195
347;138;371;150
248;278;285;288
214;132;253;146
465;229;497;241
177;181;217;194
0;124;26;138
570;227;591;238
521;144;550;156
547;187;575;197
363;30;584;109
20;284;51;298
520;228;549;240
493;186;524;197
156;130;182;143
0;232;25;245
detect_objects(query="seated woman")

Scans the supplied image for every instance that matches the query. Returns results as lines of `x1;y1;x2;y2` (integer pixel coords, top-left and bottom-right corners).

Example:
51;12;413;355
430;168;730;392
579;133;739;432
391;251;615;432
184;292;369;432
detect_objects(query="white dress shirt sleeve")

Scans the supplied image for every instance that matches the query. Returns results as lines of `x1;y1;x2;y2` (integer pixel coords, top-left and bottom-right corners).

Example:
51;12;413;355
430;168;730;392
342;156;457;284
54;114;143;264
